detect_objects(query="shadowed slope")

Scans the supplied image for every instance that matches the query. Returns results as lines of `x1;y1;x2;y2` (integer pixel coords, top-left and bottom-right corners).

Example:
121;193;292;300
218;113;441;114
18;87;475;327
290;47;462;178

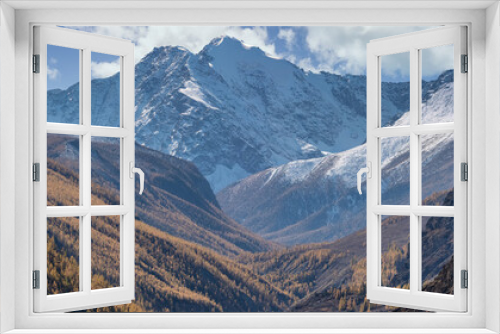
47;154;294;312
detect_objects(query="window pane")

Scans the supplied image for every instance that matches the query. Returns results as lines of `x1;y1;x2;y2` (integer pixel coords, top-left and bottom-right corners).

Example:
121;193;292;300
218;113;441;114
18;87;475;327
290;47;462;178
381;215;410;289
91;137;121;206
47;134;80;206
381;136;410;205
421;45;454;124
380;52;410;127
421;133;454;205
421;216;454;295
91;52;121;127
47;217;80;295
91;215;121;290
47;45;80;124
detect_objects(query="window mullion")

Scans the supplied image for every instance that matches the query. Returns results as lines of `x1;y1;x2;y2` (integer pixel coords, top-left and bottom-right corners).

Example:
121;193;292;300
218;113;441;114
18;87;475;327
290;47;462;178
82;47;92;294
78;48;85;292
416;48;424;293
409;47;420;294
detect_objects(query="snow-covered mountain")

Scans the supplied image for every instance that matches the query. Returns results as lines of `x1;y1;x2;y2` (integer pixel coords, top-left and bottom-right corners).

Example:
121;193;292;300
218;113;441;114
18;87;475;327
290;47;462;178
48;37;413;192
217;72;454;245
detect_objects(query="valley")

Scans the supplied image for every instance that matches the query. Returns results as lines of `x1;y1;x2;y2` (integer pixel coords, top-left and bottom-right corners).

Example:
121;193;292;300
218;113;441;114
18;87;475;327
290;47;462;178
48;137;453;312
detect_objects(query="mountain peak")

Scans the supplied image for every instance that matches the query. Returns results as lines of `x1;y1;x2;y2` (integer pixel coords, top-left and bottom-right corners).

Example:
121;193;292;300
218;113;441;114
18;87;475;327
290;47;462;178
201;36;268;60
435;69;453;84
138;45;192;67
153;44;190;54
198;35;302;98
422;69;453;103
208;36;242;47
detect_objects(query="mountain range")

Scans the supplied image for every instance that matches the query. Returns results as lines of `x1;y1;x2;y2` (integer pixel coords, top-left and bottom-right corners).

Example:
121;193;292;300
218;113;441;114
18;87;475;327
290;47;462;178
217;70;454;245
47;36;444;192
48;36;454;246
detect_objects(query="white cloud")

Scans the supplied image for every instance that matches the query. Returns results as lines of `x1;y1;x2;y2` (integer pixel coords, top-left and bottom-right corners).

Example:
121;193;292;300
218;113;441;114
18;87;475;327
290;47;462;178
285;54;297;64
305;26;437;78
49;57;58;64
68;25;449;79
133;26;229;62
70;26;279;64
296;57;333;74
380;52;410;80
277;28;296;49
421;44;454;79
226;26;278;57
91;61;120;79
296;58;315;72
47;67;60;80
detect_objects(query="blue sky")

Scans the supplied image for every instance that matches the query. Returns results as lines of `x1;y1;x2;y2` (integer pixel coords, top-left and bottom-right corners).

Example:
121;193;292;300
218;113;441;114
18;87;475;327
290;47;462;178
47;46;120;89
48;26;452;90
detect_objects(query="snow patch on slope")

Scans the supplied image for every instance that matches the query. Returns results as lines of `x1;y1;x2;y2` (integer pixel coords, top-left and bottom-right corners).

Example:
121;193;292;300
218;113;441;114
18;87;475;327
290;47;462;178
179;80;217;110
281;158;323;184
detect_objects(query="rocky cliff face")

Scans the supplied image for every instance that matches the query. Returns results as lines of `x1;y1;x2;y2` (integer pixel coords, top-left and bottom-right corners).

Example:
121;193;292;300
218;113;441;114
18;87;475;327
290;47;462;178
48;37;425;192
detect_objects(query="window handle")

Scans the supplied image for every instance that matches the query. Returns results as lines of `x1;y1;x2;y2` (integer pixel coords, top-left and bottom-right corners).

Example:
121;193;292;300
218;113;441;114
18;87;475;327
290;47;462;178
357;162;372;195
129;162;145;195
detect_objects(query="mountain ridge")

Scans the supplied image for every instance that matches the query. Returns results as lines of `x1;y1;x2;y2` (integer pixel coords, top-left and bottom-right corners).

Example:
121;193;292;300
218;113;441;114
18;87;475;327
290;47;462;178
48;135;278;256
48;37;424;192
217;71;454;245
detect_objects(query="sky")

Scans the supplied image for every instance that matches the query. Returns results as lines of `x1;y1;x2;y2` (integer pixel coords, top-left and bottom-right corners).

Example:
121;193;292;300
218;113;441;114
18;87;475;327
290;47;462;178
47;26;453;90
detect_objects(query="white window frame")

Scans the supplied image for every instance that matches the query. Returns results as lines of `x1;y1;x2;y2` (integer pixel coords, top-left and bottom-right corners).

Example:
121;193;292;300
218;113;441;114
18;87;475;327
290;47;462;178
33;26;136;313
1;1;499;333
365;26;468;312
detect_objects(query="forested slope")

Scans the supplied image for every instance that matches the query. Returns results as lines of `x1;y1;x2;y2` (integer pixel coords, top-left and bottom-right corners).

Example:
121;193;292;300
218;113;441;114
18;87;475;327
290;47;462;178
47;137;454;312
47;143;293;312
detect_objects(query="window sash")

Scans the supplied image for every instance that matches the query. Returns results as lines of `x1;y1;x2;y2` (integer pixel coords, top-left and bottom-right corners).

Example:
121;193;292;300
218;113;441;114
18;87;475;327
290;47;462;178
366;26;468;312
32;25;136;313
